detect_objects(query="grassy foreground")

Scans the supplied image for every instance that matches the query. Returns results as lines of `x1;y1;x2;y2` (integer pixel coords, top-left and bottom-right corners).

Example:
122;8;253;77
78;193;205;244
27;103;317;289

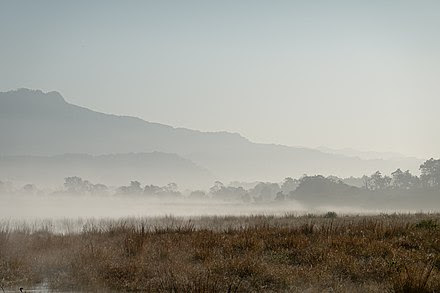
1;214;440;292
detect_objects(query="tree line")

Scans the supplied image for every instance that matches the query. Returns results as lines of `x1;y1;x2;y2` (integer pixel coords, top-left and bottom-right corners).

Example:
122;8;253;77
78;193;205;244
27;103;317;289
1;158;439;202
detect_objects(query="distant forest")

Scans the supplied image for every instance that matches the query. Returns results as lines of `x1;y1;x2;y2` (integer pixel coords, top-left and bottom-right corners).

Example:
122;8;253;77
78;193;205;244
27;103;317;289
1;158;439;207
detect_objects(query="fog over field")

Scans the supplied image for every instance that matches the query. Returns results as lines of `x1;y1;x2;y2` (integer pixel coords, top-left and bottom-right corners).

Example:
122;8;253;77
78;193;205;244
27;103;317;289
0;194;308;221
0;194;431;224
1;157;439;221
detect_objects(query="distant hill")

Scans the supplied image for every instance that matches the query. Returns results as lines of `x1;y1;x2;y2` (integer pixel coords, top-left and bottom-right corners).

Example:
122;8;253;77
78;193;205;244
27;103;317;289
0;153;211;189
0;89;249;155
0;89;423;182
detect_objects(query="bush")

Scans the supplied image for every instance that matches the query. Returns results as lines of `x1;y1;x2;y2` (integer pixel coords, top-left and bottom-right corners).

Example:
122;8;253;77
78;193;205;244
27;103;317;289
415;219;437;229
324;211;337;218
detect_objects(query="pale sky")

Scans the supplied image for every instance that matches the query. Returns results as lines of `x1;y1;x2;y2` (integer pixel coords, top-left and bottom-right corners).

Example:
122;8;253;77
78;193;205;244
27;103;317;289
1;0;439;158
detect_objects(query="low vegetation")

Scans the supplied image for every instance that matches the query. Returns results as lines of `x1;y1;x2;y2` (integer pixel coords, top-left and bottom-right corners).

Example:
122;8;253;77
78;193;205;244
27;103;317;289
1;213;440;292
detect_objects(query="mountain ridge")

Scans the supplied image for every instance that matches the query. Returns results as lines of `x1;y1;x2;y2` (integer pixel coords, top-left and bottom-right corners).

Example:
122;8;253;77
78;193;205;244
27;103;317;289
1;88;248;140
0;88;423;182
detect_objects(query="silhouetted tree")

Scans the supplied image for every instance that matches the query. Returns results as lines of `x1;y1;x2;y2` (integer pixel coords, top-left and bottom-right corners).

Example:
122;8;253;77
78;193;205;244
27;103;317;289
117;181;143;195
250;182;281;202
160;183;181;197
362;175;371;190
209;181;225;194
293;175;359;199
64;176;92;194
274;191;286;201
144;184;163;196
327;175;343;183
281;177;298;194
391;169;420;190
364;171;391;191
420;158;440;188
209;181;248;201
164;183;178;193
189;190;207;200
64;176;107;194
90;183;108;194
342;176;365;188
142;183;181;197
131;181;142;191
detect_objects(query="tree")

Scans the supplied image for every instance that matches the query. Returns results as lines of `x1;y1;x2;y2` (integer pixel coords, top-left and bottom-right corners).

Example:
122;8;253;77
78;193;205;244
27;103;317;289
274;191;286;201
391;169;404;188
90;183;108;195
130;181;142;192
364;171;391;191
291;175;360;204
164;183;178;193
209;181;225;194
391;169;420;190
362;175;371;190
142;183;181;197
189;190;207;200
420;158;440;188
117;181;143;195
64;176;107;194
161;183;181;197
209;181;248;201
281;177;298;194
327;175;343;183
144;184;162;196
249;182;281;202
295;175;354;195
64;176;92;194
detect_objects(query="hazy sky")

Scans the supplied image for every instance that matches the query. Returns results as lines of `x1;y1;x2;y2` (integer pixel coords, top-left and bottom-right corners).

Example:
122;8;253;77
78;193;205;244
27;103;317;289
1;0;439;158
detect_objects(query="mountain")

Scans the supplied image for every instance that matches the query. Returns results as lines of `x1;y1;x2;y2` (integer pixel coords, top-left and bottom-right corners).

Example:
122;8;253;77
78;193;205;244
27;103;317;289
0;152;211;189
0;89;250;156
0;89;423;183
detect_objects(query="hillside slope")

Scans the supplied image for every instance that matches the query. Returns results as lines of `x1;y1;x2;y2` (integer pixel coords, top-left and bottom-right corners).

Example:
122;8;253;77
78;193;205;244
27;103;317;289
0;89;422;181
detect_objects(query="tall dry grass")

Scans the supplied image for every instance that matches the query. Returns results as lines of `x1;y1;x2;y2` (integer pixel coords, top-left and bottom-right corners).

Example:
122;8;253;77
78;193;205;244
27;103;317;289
0;213;440;292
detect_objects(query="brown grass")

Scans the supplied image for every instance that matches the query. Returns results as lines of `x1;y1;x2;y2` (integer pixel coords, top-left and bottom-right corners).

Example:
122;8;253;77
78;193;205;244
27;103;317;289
1;213;440;292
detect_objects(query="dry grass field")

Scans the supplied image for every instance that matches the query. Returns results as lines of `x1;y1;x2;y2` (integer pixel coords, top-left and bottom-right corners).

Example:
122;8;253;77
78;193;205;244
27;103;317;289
1;213;440;292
